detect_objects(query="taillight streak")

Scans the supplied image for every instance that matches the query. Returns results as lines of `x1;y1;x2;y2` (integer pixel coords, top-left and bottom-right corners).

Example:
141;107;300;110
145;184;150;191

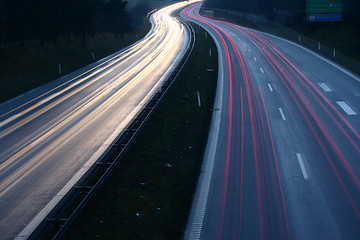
226;24;360;218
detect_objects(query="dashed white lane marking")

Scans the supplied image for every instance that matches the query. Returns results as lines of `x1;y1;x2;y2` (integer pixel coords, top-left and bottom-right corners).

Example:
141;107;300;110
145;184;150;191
336;101;357;115
267;83;273;92
260;68;264;73
296;153;309;179
278;108;286;120
317;83;332;92
253;57;257;61
248;49;251;53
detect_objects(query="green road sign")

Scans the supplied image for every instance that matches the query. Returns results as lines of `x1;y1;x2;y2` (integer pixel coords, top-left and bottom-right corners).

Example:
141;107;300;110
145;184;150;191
307;0;341;14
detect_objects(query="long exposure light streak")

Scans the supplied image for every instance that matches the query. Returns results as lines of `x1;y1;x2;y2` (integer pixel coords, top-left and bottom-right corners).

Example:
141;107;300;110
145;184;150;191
0;1;196;239
183;2;359;240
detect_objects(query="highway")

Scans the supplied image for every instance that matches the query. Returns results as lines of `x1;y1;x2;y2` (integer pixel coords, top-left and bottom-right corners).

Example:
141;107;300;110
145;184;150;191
0;1;193;239
182;3;359;240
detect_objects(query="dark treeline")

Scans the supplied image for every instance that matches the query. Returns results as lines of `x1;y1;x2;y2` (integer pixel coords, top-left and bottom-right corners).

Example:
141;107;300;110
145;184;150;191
0;0;130;47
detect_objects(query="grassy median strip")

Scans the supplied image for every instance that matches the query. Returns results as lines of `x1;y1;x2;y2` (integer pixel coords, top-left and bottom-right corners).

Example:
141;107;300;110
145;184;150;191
61;25;218;240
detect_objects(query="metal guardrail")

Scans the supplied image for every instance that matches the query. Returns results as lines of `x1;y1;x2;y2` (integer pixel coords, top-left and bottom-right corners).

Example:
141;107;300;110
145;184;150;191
28;17;196;240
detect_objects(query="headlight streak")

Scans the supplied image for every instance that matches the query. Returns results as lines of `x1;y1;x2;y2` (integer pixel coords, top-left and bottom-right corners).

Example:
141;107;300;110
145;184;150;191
0;31;168;138
0;1;197;239
0;3;181;132
0;2;187;157
0;34;154;120
0;1;189;185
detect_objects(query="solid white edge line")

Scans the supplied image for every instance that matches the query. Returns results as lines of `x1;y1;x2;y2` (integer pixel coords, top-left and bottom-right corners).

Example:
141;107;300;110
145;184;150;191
317;83;332;92
181;10;224;240
278;107;286;120
296;153;309;179
336;101;357;115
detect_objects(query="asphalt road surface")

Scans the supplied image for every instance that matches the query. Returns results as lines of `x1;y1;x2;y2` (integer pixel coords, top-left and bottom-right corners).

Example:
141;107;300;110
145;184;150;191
182;3;359;240
0;2;193;239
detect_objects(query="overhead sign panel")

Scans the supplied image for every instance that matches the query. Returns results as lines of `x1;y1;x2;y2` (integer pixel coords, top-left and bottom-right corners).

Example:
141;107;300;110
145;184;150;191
307;0;342;21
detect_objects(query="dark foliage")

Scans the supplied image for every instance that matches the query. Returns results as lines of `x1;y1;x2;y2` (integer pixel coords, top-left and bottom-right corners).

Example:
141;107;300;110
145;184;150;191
0;0;130;46
100;0;130;38
204;0;360;30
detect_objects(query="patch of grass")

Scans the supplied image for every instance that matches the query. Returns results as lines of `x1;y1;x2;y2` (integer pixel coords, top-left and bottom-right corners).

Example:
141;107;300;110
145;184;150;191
263;23;360;75
300;24;360;61
0;26;150;103
60;25;218;240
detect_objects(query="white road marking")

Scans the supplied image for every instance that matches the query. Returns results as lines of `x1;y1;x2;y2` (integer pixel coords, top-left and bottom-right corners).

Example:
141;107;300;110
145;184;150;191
278;108;286;120
317;83;332;92
296;153;309;179
267;83;273;92
260;68;264;73
253;57;257;61
184;16;226;239
336;101;357;115
0;114;22;128
248;49;251;52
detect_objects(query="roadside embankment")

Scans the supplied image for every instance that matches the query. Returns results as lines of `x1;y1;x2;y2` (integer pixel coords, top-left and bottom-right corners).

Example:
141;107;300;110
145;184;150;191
201;7;360;76
0;27;150;103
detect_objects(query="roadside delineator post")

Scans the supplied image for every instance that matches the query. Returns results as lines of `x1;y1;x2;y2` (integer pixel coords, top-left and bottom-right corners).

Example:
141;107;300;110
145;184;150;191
197;91;201;107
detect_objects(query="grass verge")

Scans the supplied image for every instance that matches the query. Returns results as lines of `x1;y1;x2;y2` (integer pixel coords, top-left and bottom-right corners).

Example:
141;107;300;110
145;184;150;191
0;27;150;103
60;24;218;240
206;9;360;75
